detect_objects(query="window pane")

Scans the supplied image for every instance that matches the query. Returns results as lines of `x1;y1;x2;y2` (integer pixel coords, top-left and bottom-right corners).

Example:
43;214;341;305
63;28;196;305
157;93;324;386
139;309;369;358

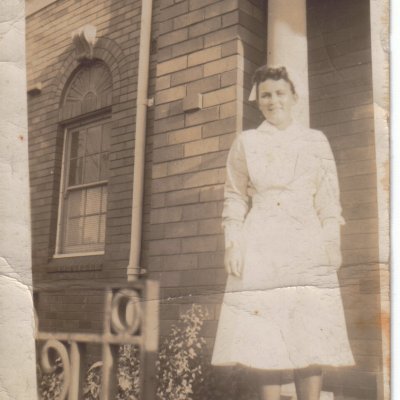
83;215;100;244
99;214;106;243
83;155;100;183
67;190;85;218
101;187;107;213
102;122;111;151
70;130;85;159
60;119;110;254
82;92;98;114
85;187;102;215
68;158;83;186
86;126;102;155
65;217;83;246
99;153;109;180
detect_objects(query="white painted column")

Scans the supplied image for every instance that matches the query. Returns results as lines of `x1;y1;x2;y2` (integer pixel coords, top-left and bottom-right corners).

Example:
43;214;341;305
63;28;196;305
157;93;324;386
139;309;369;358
266;2;333;399
370;1;390;399
0;1;37;398
266;0;309;127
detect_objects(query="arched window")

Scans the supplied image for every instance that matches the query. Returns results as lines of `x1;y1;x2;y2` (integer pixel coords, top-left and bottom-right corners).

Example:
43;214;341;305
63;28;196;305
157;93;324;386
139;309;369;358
55;61;112;256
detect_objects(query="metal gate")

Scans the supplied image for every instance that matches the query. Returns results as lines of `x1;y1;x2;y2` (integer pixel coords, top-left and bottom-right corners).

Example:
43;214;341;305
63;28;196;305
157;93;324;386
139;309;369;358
35;280;159;400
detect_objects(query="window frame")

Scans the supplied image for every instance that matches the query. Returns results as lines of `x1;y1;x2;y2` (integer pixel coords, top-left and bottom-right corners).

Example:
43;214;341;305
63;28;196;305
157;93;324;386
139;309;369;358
54;114;111;258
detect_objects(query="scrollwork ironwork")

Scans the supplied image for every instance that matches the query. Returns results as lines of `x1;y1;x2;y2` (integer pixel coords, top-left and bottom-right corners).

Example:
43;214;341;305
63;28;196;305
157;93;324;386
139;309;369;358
35;281;159;399
111;288;142;335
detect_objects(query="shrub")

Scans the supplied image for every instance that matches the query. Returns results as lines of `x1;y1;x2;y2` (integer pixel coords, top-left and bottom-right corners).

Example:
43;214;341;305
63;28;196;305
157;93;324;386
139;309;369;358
117;345;140;399
156;304;207;400
37;357;63;400
83;346;140;400
83;361;102;400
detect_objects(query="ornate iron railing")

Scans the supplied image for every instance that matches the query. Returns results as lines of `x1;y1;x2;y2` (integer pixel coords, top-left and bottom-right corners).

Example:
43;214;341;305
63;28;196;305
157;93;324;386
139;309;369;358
35;280;159;400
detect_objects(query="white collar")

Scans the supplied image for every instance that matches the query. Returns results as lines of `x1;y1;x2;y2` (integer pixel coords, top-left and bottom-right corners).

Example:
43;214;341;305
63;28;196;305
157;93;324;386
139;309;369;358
257;120;300;132
256;120;306;143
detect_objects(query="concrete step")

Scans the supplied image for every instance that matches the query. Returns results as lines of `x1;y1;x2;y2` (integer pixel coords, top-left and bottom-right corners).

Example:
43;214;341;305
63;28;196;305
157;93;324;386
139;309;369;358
280;395;362;400
280;386;365;400
281;383;334;399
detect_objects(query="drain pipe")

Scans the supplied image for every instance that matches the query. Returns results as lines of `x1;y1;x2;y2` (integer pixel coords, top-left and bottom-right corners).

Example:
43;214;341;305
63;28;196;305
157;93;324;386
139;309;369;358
127;0;153;281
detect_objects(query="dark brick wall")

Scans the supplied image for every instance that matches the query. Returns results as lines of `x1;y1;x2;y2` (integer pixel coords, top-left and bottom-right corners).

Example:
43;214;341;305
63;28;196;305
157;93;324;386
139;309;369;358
143;0;266;342
308;0;381;397
27;0;150;332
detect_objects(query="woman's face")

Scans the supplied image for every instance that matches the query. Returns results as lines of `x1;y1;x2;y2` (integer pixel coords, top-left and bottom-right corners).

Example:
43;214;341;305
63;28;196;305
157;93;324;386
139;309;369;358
257;79;297;130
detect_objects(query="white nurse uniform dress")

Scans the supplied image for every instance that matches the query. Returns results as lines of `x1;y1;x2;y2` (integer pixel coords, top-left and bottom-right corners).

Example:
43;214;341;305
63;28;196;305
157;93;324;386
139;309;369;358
211;120;355;370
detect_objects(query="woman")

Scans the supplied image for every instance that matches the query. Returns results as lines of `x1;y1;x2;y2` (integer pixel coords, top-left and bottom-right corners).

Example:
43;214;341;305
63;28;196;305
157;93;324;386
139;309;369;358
211;66;354;400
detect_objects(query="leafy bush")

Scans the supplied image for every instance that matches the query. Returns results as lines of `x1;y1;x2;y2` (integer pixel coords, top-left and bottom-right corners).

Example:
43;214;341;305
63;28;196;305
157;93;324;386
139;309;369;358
37;357;63;400
117;344;140;399
83;361;102;400
83;346;140;400
156;304;207;400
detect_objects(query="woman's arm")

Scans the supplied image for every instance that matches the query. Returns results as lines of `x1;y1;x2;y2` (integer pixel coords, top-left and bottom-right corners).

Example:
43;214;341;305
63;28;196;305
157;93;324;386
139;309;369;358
222;134;250;276
313;133;345;270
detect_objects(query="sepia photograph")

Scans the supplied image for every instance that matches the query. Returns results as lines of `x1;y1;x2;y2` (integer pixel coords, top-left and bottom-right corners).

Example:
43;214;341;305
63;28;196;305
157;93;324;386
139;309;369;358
0;0;391;399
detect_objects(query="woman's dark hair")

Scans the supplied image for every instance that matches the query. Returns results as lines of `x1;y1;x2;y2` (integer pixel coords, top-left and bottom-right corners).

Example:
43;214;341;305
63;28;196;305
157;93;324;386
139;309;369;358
252;65;296;95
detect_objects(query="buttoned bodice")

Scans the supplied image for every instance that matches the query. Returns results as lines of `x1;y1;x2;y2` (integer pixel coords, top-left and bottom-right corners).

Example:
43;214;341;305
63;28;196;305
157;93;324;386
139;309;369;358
222;120;344;290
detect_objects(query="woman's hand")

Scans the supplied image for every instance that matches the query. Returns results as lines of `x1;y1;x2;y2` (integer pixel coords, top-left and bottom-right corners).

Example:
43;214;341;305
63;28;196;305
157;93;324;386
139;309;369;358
224;245;243;277
325;242;342;271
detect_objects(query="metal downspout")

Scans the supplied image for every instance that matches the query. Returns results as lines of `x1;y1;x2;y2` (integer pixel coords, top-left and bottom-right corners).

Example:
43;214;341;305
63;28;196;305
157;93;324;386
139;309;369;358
127;0;153;281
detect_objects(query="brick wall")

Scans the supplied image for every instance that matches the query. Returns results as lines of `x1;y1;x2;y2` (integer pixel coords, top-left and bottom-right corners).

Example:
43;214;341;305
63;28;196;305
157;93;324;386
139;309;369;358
27;0;145;331
144;0;265;341
35;288;104;333
308;0;381;397
26;0;265;341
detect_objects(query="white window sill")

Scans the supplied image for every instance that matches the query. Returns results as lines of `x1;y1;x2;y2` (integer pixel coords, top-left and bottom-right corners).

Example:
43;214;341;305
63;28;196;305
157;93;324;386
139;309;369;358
53;251;105;259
